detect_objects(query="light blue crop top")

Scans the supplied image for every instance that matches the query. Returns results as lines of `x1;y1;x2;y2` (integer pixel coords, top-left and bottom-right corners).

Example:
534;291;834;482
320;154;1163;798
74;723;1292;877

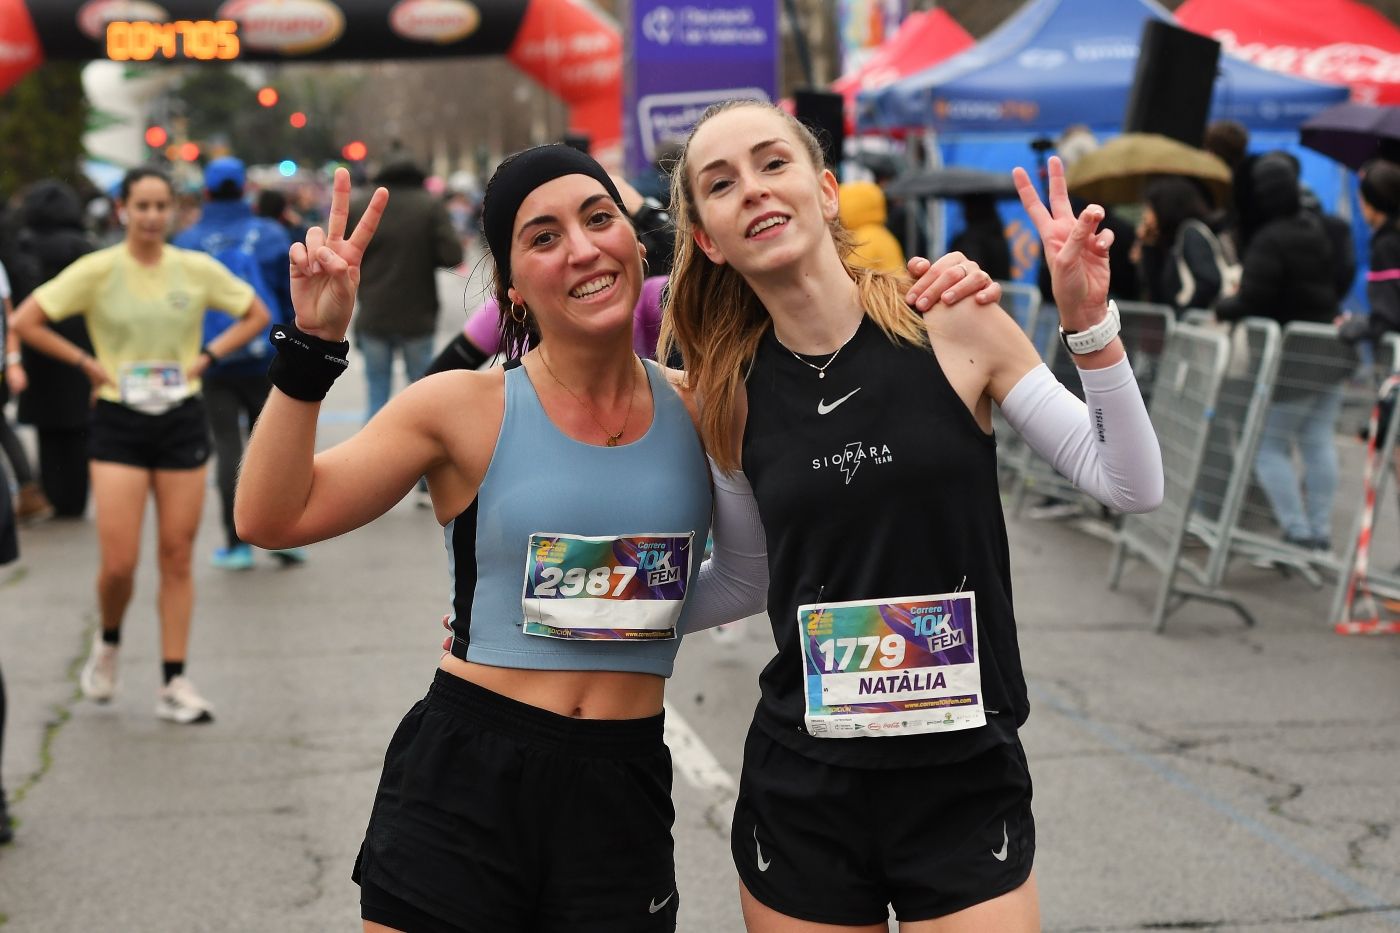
446;358;712;677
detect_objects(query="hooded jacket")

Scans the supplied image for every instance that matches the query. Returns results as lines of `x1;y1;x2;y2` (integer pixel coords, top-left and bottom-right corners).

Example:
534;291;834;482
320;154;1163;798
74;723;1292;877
1217;154;1339;328
347;152;464;338
838;181;906;276
14;181;95;430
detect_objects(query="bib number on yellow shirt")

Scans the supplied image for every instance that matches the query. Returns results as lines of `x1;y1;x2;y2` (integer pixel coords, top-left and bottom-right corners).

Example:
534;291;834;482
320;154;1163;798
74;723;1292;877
119;360;189;414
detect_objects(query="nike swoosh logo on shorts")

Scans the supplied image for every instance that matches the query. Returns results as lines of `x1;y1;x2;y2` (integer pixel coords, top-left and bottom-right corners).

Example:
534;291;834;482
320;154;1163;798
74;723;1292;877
816;387;860;415
754;825;771;872
992;821;1009;862
648;891;674;914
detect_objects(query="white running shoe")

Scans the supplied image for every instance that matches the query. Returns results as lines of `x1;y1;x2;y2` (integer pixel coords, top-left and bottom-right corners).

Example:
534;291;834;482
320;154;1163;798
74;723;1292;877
79;633;119;702
155;676;214;724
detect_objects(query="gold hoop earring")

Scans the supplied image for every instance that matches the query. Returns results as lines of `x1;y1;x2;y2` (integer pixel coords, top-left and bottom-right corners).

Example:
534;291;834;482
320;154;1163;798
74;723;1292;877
508;301;528;325
641;256;651;279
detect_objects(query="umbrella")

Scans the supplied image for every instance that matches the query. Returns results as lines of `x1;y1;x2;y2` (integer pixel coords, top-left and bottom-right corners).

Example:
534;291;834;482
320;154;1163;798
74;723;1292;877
1299;102;1400;170
884;166;1019;200
1064;133;1232;205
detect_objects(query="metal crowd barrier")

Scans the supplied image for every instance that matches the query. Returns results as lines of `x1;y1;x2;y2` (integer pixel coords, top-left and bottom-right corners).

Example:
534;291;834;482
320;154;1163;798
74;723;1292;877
1179;314;1283;589
1004;301;1176;518
1107;323;1246;632
1209;321;1360;585
996;281;1042;343
1329;332;1400;630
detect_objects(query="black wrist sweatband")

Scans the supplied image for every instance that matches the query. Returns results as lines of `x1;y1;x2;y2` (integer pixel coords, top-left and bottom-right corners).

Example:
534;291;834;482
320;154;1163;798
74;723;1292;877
267;323;350;402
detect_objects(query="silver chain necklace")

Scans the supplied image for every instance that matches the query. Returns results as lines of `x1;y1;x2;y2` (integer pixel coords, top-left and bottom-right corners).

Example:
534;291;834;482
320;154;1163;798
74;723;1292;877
773;325;859;379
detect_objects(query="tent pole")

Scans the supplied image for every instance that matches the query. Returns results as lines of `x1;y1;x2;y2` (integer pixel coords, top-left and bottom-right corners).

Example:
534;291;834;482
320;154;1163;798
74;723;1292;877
781;0;816;88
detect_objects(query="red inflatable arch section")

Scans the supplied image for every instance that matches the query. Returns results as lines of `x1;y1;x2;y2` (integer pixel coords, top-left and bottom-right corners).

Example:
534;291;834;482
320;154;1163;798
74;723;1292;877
0;0;622;158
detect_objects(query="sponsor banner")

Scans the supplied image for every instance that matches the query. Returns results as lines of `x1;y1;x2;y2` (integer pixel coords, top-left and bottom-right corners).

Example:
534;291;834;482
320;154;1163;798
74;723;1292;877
1211;29;1400;105
624;0;779;177
835;0;903;78
506;0;623;160
0;0;45;91
22;0;531;61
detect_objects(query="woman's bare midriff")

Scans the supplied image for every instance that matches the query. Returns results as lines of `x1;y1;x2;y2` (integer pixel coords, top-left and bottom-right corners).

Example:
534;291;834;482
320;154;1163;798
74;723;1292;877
438;653;666;720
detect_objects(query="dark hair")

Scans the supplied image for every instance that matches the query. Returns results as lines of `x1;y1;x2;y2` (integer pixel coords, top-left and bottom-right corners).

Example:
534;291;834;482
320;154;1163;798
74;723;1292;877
1203;120;1249;169
1361;159;1400;217
959;194;1002;227
209;179;243;201
118;166;173;201
256;189;287;218
1144;175;1210;248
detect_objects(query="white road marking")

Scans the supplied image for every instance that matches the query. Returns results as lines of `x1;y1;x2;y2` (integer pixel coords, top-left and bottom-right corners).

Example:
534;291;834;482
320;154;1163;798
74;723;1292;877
664;701;738;835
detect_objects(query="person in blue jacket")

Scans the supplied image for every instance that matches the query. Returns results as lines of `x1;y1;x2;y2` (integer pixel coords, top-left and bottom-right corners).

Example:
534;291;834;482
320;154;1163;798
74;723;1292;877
174;157;303;571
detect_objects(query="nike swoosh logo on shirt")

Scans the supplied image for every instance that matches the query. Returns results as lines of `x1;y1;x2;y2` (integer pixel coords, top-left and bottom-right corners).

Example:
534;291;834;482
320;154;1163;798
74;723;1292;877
816;387;860;415
649;891;674;914
755;826;771;871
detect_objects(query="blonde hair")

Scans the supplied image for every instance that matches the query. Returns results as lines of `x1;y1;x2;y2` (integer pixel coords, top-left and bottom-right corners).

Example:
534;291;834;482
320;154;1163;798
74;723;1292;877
658;99;924;471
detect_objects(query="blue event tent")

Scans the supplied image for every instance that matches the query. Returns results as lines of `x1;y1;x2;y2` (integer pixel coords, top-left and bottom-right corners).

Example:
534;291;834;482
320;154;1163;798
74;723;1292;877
853;0;1368;298
858;0;1349;135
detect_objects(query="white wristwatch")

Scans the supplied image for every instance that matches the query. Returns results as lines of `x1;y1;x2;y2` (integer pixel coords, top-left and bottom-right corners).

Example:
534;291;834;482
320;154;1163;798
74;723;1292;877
1059;300;1121;355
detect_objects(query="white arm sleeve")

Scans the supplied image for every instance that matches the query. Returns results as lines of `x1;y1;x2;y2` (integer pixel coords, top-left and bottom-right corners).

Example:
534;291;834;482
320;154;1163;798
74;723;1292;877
682;460;770;635
998;357;1164;514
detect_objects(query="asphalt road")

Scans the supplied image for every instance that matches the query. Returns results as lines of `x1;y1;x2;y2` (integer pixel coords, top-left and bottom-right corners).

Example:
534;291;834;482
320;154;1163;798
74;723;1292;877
3;270;1400;931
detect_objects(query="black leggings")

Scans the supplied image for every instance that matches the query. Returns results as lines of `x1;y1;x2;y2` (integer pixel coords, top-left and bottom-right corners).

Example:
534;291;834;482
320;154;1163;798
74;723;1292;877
204;373;271;549
36;429;88;518
0;418;33;486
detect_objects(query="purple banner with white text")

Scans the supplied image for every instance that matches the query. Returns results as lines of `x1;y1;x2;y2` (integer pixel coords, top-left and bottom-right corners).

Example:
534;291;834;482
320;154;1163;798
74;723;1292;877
623;0;780;178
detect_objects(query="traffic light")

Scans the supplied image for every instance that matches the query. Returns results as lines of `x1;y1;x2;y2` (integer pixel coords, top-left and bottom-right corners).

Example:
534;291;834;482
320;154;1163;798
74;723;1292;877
341;140;367;161
179;142;200;161
144;125;168;147
256;86;278;107
289;111;307;129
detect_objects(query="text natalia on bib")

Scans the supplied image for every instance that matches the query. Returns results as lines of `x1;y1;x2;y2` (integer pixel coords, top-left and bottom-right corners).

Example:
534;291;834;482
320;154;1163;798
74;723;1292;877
799;591;986;738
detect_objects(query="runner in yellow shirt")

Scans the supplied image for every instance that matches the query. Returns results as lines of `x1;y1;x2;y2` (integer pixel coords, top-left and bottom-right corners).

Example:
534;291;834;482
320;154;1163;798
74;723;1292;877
12;166;270;723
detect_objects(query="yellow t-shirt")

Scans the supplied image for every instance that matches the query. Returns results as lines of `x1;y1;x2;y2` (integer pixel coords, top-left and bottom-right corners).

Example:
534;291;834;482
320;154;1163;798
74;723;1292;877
34;243;254;407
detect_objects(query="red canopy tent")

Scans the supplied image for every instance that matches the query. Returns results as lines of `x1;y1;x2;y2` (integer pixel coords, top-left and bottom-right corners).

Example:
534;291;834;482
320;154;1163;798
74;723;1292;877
1177;0;1400;105
830;9;973;133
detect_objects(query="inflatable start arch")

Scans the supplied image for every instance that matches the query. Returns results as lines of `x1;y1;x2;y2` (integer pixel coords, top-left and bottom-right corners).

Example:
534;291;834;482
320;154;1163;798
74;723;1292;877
0;0;623;156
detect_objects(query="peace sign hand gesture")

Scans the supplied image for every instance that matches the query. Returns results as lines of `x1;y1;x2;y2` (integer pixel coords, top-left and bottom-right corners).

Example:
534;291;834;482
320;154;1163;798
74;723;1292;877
288;167;389;342
1012;156;1113;332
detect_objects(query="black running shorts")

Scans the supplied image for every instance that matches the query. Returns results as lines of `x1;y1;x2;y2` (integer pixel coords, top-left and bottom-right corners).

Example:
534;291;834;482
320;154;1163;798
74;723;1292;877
88;398;210;470
730;724;1035;925
354;670;679;933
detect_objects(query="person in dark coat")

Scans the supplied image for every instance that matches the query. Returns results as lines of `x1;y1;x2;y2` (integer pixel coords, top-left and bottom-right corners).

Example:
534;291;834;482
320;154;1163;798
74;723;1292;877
949;195;1011;283
346;148;464;419
10;181;96;518
1136;175;1224;315
1218;153;1350;551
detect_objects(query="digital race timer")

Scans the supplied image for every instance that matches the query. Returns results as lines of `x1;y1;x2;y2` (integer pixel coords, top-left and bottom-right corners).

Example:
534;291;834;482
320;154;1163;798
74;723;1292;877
105;20;241;61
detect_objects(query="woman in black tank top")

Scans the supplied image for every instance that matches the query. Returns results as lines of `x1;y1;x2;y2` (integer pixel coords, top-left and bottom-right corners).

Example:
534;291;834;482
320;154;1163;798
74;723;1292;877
660;101;1161;931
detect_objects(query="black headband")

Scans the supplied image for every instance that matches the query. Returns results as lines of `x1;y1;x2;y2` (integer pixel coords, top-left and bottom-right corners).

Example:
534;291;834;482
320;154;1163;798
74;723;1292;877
480;144;624;287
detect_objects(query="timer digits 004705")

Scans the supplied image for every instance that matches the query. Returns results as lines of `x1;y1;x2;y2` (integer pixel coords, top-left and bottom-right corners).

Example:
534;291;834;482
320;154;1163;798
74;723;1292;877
105;20;241;61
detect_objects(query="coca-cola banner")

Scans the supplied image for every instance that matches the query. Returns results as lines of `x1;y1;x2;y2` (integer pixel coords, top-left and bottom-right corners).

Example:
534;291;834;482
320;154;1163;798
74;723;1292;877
1;0;624;155
1177;0;1400;105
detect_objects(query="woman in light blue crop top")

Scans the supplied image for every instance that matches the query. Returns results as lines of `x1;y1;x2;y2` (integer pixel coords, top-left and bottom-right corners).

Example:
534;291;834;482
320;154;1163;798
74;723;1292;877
235;144;993;932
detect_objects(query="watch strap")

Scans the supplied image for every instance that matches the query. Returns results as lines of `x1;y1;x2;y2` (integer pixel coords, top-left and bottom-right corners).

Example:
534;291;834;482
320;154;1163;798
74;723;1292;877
1060;300;1121;356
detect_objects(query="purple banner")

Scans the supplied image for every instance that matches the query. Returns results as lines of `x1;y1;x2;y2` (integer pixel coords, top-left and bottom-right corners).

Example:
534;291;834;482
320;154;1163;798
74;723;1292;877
624;0;780;178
